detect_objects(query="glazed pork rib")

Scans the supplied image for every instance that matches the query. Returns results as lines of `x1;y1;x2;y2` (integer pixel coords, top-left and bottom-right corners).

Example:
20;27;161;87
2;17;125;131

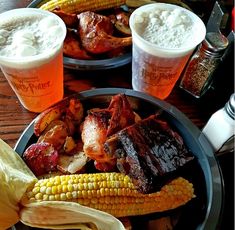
104;114;194;194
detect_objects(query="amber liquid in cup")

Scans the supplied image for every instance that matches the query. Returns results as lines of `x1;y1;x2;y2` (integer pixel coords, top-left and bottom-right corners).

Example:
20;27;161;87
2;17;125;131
129;3;206;100
1;49;63;112
132;43;192;99
0;8;66;112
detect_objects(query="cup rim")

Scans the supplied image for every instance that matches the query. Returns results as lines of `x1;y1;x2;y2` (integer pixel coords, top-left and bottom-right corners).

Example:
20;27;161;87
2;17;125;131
0;8;67;65
129;3;206;55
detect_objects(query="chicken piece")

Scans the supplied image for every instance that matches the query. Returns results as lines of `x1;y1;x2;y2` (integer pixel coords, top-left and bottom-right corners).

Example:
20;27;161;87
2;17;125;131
81;109;115;171
52;9;78;28
81;94;136;171
107;94;136;136
78;11;132;54
63;30;92;59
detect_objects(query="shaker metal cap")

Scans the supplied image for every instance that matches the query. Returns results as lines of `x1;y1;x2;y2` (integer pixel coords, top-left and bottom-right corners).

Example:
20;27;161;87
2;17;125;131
202;32;229;56
226;93;235;119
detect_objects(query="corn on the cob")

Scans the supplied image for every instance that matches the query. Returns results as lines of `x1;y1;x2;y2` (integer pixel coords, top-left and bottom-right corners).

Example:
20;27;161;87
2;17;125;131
24;172;195;218
40;0;126;14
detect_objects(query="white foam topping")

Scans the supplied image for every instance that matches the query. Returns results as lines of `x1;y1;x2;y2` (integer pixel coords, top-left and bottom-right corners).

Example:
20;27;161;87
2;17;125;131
0;15;61;58
0;8;66;68
135;8;193;48
15;44;37;57
130;3;206;57
0;29;9;45
38;16;59;32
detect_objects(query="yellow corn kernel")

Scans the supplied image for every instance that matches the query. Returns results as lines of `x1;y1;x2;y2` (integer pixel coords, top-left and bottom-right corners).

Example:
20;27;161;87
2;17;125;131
46;187;52;195
35;193;43;200
49;195;55;201
24;172;195;218
46;181;53;187
40;0;126;14
32;187;40;194
51;186;57;194
67;184;73;192
62;185;67;193
55;194;60;200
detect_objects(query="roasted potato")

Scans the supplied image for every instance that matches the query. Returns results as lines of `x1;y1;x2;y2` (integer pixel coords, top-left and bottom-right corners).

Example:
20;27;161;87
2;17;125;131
34;97;83;136
57;151;89;174
23;142;59;176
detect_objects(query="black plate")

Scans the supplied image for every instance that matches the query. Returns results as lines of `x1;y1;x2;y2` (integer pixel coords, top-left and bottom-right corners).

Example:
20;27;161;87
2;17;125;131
14;88;224;230
27;0;132;70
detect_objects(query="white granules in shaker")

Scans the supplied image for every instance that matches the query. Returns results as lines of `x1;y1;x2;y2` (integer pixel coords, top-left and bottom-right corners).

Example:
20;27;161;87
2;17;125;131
135;8;194;48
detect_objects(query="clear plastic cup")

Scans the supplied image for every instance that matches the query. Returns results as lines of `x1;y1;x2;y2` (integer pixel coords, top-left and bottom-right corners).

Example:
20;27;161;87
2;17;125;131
0;8;67;112
129;3;206;99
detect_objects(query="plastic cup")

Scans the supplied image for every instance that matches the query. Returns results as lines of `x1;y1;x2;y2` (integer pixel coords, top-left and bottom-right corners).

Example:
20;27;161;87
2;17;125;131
129;3;206;99
0;8;66;112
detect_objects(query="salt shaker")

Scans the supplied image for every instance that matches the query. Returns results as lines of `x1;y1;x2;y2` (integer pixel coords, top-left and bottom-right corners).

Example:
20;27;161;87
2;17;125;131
202;93;235;154
179;32;229;98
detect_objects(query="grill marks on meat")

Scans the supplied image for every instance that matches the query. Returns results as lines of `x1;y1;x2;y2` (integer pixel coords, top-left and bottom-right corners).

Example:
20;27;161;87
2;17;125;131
105;115;194;193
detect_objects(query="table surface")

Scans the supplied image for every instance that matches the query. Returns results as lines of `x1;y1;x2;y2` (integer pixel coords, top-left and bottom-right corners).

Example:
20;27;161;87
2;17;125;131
0;1;234;229
1;0;232;148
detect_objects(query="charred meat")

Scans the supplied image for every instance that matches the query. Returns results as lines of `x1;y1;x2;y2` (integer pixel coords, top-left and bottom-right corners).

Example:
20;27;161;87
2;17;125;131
104;114;194;193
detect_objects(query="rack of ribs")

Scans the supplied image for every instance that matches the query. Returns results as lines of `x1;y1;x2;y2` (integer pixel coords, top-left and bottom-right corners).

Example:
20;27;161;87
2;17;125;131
104;114;194;194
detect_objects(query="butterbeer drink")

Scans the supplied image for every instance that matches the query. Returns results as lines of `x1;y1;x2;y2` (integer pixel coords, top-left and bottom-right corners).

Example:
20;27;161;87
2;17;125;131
129;3;206;99
0;8;66;112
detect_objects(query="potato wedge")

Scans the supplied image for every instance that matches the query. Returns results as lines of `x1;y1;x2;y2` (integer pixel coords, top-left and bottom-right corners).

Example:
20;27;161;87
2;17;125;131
34;96;83;136
57;152;88;174
34;103;67;136
37;122;69;150
63;136;77;154
115;21;131;35
66;98;84;124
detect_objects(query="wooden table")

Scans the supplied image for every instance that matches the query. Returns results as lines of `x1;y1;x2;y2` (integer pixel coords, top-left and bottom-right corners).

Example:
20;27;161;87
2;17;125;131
0;1;233;229
0;0;228;148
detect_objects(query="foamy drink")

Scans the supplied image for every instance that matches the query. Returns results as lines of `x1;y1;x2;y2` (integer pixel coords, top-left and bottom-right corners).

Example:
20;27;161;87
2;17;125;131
130;3;206;99
0;8;66;112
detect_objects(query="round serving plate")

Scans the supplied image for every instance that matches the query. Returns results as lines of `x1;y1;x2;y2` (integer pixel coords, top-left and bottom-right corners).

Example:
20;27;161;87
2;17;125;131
14;88;224;230
27;0;132;70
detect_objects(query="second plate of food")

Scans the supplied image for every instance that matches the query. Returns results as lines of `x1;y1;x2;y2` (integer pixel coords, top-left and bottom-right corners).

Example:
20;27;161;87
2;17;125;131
27;0;132;70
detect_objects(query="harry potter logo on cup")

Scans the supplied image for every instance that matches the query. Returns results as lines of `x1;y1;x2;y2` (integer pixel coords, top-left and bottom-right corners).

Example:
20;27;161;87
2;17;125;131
5;72;51;95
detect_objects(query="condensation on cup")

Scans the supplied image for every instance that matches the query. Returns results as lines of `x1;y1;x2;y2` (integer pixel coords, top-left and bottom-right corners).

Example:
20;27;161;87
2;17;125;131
129;3;206;99
0;8;66;112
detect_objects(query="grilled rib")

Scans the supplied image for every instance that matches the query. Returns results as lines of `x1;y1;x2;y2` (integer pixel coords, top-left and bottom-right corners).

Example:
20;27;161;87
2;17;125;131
105;114;194;193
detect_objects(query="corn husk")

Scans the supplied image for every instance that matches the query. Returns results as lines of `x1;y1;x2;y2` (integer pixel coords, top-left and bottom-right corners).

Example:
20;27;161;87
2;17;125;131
0;139;36;229
0;139;125;230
